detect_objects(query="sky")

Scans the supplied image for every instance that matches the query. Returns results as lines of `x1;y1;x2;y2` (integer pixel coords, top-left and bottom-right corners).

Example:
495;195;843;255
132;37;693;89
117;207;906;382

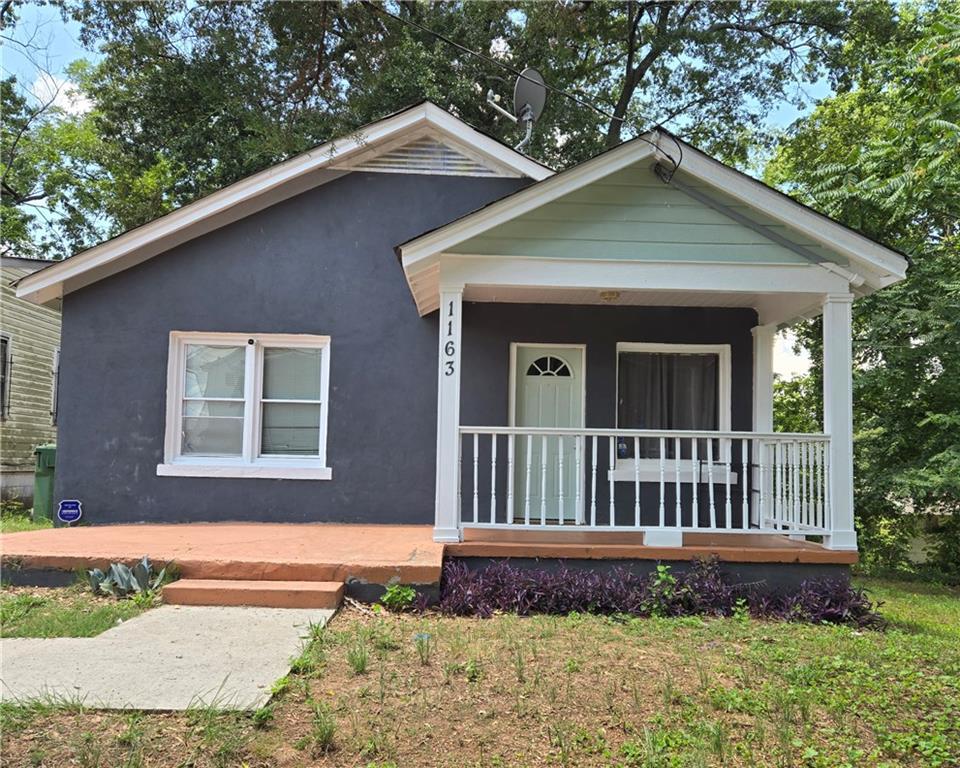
4;3;823;377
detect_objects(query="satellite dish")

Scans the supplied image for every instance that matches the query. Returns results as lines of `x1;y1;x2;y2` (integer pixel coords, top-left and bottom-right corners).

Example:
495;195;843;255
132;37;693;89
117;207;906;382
513;67;546;122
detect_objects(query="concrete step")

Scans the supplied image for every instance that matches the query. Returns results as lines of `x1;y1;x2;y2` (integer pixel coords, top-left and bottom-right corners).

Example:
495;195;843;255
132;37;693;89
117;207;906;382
163;579;344;609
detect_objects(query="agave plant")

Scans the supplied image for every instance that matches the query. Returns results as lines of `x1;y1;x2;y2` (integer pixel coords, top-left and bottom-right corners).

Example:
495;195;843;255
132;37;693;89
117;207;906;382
88;556;167;598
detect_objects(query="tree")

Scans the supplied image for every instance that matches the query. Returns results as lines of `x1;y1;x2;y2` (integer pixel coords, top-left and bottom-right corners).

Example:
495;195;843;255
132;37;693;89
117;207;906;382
766;2;960;577
10;0;887;257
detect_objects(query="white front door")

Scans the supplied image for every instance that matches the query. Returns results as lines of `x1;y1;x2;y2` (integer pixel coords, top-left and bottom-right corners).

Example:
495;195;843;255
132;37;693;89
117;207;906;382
512;345;585;522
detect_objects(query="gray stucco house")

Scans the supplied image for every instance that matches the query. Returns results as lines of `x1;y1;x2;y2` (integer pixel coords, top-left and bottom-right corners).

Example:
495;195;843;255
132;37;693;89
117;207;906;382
15;102;908;560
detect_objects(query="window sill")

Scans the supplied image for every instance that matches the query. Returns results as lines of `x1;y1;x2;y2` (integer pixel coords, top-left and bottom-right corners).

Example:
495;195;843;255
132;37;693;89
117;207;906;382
156;463;332;480
610;460;738;484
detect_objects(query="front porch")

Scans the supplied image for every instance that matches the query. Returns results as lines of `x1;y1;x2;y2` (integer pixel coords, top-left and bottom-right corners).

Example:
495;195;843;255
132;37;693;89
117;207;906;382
393;134;886;553
422;286;856;551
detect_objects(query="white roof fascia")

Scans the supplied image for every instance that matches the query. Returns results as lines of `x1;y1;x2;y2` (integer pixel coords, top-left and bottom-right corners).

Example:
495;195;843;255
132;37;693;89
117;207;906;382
16;102;551;305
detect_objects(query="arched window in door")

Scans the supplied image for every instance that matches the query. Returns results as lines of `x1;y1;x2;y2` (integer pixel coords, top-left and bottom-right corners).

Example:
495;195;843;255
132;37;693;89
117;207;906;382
526;355;572;377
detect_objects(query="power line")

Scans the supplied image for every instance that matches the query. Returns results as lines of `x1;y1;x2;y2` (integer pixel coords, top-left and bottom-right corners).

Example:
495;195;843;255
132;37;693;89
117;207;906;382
367;2;680;174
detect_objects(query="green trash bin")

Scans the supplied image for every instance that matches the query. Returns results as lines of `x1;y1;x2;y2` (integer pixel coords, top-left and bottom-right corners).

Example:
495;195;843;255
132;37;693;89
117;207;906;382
33;444;56;523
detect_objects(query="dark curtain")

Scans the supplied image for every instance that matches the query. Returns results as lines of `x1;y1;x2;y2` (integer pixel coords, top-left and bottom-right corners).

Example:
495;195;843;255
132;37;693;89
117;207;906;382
617;352;719;458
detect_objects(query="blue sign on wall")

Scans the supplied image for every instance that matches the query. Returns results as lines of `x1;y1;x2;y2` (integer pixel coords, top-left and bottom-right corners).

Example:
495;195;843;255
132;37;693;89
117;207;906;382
57;499;83;524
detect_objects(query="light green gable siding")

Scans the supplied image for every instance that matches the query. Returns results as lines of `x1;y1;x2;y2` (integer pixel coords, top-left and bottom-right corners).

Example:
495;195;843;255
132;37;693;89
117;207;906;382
449;164;847;266
0;266;60;471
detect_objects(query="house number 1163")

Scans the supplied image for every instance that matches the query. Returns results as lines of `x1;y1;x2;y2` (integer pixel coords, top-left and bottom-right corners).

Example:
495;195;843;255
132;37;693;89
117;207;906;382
444;300;457;376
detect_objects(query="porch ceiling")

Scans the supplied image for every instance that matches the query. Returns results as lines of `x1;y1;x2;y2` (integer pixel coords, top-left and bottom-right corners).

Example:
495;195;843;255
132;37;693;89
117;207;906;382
460;284;826;326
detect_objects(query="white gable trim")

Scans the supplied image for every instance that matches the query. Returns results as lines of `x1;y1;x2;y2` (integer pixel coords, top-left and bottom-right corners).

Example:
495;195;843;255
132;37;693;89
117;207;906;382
16;102;552;305
397;130;909;314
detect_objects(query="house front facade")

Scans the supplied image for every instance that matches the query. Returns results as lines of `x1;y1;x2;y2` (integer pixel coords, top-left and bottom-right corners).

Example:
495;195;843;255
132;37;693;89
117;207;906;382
15;102;908;559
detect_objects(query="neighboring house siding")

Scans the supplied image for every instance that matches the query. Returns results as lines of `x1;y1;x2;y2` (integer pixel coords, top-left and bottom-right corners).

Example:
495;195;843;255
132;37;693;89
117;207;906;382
449;165;844;265
55;172;529;524
0;265;61;500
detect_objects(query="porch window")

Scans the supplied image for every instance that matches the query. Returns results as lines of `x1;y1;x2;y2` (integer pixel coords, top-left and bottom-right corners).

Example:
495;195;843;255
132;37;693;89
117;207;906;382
616;343;731;459
158;332;331;480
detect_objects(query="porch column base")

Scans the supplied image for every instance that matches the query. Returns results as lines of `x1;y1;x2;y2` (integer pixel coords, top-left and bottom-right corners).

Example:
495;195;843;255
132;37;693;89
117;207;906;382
823;530;858;551
433;526;462;543
643;530;684;548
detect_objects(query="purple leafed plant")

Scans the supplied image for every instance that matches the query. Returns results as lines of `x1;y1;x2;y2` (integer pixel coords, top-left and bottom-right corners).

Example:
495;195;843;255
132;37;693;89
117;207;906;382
439;557;884;629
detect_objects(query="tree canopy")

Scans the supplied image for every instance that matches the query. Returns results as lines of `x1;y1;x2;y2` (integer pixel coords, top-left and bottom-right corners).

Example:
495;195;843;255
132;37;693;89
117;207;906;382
3;0;895;259
766;1;959;577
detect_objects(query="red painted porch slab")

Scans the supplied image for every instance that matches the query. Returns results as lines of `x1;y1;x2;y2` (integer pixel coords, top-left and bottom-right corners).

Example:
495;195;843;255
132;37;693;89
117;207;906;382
164;579;344;609
450;530;858;564
0;523;444;585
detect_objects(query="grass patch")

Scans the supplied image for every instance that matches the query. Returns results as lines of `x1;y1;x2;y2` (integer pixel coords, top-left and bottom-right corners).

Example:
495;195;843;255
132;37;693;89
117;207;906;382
0;577;957;767
0;513;53;533
0;583;150;638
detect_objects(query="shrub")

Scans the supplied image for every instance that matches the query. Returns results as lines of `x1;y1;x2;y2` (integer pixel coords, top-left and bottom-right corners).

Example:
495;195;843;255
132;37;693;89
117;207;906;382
88;556;168;600
439;557;884;628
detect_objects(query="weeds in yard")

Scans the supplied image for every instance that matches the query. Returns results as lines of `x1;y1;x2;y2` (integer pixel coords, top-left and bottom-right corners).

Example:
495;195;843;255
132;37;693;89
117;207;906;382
251;703;274;728
348;640;370;675
464;657;482;683
310;700;336;752
413;631;432;665
380;584;416;612
2;578;957;768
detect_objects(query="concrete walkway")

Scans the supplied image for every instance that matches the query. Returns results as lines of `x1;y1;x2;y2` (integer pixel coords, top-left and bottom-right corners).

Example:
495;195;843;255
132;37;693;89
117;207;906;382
1;604;333;711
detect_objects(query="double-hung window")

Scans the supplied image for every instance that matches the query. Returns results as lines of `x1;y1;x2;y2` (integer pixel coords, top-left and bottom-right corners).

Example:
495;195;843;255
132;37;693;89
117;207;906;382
159;332;331;479
614;343;731;477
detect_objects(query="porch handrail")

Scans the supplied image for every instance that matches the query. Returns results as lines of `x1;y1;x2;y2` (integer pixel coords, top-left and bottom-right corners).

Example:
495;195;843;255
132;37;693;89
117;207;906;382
460;426;830;441
456;426;832;542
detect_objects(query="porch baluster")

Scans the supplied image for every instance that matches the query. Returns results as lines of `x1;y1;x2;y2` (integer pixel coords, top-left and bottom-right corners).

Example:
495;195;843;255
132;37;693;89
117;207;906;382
674;437;682;527
707;438;716;528
692;438;699;527
540;435;547;526
558;435;565;526
633;437;641;527
724;438;732;528
506;434;515;525
793;441;803;530
472;432;479;524
524;434;532;525
490;434;497;524
575;436;583;525
741;439;748;529
608;436;615;527
658;437;666;528
815;442;823;530
590;434;598;527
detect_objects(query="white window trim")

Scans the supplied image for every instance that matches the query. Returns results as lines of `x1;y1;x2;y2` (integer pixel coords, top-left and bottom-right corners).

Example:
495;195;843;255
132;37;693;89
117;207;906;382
158;331;332;480
612;342;733;482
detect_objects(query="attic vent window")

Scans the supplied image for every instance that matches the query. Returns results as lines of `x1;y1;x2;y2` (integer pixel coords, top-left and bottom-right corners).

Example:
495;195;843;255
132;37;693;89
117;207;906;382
349;137;504;177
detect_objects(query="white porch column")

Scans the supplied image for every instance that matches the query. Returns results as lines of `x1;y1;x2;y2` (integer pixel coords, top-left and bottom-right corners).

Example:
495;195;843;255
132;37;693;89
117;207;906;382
752;324;776;433
751;324;776;527
434;286;463;542
822;293;857;550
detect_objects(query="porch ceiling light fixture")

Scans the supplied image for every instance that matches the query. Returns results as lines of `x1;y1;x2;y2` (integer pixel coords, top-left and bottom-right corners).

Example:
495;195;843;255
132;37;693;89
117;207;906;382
599;290;621;302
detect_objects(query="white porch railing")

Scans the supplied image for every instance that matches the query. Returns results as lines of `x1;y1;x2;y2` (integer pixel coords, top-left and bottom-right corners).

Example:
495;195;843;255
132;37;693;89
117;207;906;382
458;427;831;539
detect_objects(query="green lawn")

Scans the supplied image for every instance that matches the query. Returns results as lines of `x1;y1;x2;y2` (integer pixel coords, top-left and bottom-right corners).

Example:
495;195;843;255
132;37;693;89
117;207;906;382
1;577;958;768
0;582;150;638
0;513;53;534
